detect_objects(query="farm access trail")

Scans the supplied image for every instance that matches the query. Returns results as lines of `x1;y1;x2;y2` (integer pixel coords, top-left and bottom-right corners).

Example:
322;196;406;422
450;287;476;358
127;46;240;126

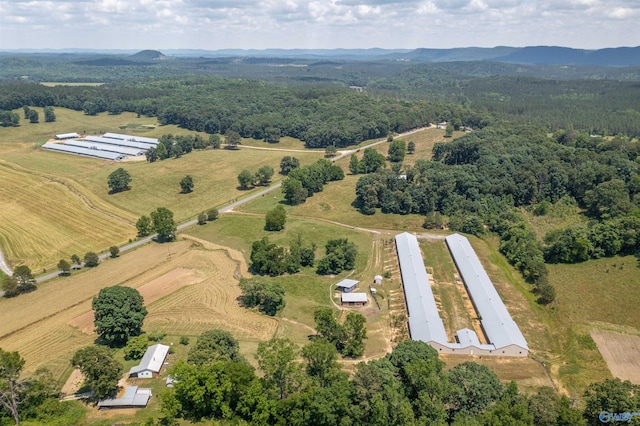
3;126;427;285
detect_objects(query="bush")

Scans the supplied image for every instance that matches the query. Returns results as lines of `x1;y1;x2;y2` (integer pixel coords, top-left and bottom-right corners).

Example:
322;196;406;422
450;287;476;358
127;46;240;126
180;336;190;345
197;213;207;225
207;208;219;221
148;331;166;342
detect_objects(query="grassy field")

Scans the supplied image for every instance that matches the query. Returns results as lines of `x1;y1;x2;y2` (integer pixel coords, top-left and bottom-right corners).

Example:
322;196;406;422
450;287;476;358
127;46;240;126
0;236;279;385
0;107;325;269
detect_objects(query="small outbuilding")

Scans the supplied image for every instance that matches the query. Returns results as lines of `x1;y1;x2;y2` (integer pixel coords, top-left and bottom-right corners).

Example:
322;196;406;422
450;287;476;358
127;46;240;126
55;132;80;140
335;279;359;293
341;292;368;306
128;344;170;378
97;386;152;409
373;275;383;285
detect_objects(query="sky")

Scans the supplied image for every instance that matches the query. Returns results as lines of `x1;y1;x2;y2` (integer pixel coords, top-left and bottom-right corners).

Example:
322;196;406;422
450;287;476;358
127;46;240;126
1;0;639;51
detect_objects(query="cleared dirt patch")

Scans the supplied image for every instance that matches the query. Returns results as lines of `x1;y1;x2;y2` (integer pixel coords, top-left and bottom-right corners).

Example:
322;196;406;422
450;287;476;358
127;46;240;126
591;330;640;385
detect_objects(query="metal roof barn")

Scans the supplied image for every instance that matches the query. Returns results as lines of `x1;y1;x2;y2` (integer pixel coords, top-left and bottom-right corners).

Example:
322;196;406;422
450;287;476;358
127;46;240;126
103;132;159;145
42;142;125;161
55;132;80;139
64;140;145;156
335;279;359;292
445;233;528;351
129;344;170;378
395;232;448;343
341;292;368;303
84;136;156;150
97;386;151;409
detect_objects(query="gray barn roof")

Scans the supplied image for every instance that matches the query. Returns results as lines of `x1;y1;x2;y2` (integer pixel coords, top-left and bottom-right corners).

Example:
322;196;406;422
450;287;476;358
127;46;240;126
103;132;158;145
335;279;359;290
84;136;155;150
42;142;125;160
64;140;145;156
341;292;368;303
129;344;170;375
395;232;448;343
445;234;528;350
97;386;151;408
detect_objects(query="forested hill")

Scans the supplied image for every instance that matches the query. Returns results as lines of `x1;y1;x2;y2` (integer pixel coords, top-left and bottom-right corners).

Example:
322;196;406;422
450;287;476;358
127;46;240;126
3;46;639;66
395;46;640;66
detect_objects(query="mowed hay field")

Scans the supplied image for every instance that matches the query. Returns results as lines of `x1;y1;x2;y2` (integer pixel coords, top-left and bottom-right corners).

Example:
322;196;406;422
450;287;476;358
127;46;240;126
0;163;134;270
0;107;323;269
0;239;277;381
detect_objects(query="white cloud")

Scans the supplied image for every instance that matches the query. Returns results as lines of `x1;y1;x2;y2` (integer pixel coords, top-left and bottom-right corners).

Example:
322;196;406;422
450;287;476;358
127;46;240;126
0;0;638;49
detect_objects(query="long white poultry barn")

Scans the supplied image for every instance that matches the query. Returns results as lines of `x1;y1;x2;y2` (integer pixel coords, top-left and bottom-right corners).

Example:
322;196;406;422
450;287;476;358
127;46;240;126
395;232;528;357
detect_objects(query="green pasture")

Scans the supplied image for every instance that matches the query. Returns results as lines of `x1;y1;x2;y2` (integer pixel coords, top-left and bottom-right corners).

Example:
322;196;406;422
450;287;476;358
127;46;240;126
185;214;374;328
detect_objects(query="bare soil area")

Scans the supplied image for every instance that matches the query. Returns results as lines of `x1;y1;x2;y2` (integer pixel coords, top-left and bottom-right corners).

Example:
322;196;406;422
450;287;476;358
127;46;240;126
591;329;640;384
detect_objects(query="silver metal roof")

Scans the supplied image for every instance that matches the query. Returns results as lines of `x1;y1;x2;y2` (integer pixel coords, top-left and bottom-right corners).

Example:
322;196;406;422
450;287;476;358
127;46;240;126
97;386;151;408
103;132;158;145
341;292;368;303
395;232;448;343
335;279;359;290
445;234;528;350
84;136;155;150
64;140;144;156
55;132;80;139
129;344;169;375
42;142;125;160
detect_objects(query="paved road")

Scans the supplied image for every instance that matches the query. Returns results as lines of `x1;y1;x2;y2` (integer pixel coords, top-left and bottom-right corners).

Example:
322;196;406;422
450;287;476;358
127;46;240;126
4;126;428;286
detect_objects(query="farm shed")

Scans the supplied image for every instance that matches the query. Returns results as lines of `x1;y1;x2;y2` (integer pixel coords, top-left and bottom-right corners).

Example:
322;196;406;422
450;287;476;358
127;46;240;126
335;279;359;293
64;140;145;156
55;132;80;140
97;386;152;409
374;275;383;285
103;132;159;145
129;344;170;378
341;292;368;306
42;142;126;161
445;233;529;356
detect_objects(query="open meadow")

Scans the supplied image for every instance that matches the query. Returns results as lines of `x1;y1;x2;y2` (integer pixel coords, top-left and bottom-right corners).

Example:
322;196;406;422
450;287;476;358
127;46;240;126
0;107;323;270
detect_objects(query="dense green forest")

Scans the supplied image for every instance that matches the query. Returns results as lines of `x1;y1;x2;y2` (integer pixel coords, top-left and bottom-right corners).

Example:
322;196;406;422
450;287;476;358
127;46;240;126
6;337;640;426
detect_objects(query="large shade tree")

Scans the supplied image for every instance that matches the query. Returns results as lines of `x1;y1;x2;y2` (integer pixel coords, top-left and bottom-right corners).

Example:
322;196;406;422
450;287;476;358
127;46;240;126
71;346;123;399
150;207;177;242
107;168;131;193
92;286;147;346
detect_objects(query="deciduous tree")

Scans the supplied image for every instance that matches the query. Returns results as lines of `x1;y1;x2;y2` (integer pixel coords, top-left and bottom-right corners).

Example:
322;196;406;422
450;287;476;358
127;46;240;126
71;346;122;399
150;207;176;242
57;259;71;276
0;348;25;424
256;338;303;400
180;175;194;193
107;168;131;193
83;252;99;267
256;165;274;186
136;215;151;237
92;286;147;346
187;329;243;366
237;169;254;189
265;205;286;231
279;156;299;175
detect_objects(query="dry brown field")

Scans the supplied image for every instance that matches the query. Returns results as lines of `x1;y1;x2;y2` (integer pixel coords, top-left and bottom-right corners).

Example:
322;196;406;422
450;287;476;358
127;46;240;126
0;238;277;381
591;330;640;385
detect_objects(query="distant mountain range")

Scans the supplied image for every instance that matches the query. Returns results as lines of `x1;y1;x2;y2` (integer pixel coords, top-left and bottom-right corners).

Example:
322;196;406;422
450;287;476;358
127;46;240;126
2;46;639;66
